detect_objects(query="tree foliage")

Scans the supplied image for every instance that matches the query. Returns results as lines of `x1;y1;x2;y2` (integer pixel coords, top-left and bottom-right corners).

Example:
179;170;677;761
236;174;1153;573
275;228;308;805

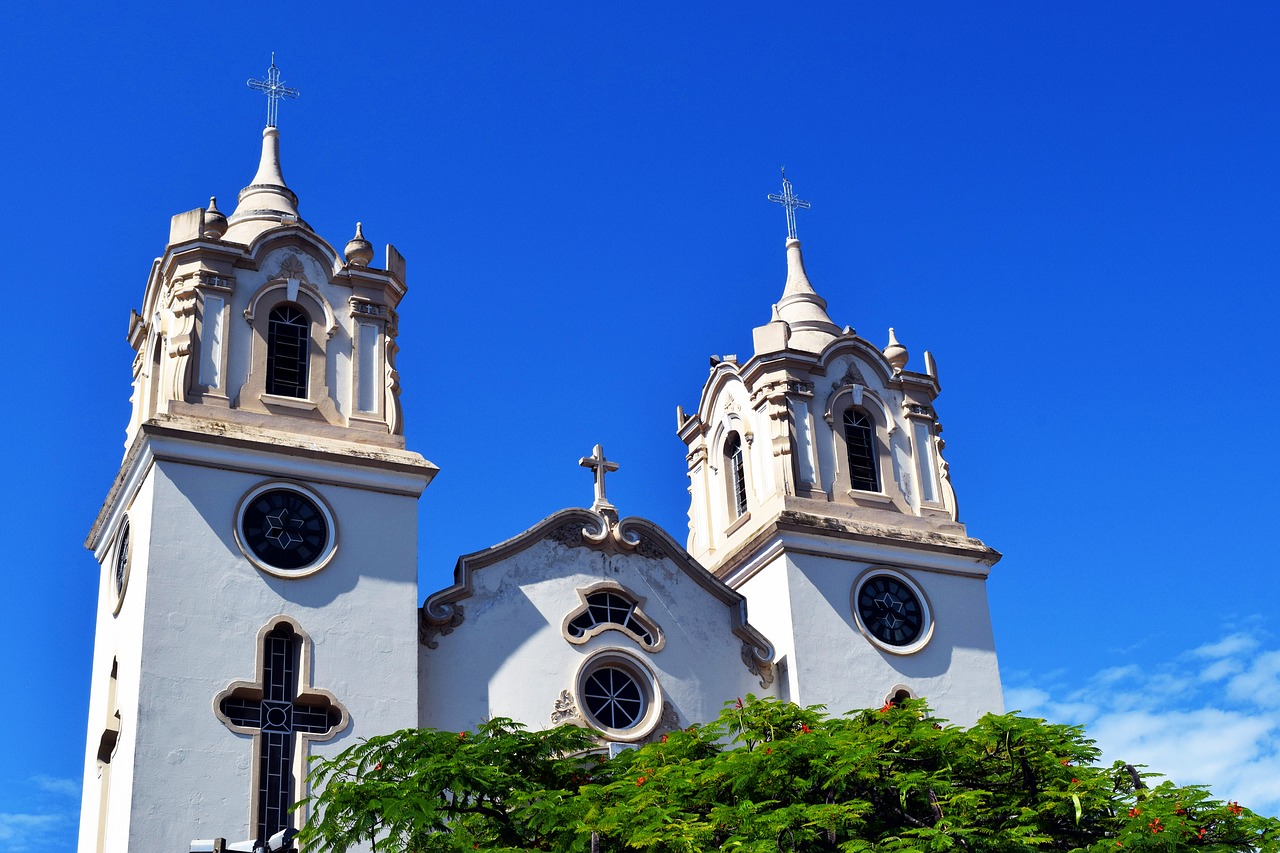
299;697;1280;852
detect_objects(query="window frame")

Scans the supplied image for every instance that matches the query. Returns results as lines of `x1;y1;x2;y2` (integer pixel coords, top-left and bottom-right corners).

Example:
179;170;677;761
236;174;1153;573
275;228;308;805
842;407;880;493
265;303;311;398
562;583;664;651
572;649;663;742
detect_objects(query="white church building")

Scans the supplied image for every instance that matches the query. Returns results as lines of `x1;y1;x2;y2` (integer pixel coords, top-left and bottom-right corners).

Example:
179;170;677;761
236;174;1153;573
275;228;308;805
78;74;1004;852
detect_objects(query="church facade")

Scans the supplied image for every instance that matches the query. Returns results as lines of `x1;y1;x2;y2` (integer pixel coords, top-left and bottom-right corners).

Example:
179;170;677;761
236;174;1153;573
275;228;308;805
78;107;1004;851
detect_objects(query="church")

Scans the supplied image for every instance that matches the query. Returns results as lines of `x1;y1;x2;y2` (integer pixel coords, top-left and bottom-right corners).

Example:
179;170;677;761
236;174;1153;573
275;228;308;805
77;65;1005;852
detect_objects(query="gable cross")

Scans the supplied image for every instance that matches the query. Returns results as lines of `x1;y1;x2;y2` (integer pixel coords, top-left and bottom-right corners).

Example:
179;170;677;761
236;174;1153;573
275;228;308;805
217;621;347;845
579;444;619;517
247;54;300;128
767;167;811;240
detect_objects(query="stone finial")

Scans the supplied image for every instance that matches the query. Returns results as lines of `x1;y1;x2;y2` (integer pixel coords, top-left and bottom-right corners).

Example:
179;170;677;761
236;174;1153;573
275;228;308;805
202;197;228;240
345;222;374;267
884;327;909;372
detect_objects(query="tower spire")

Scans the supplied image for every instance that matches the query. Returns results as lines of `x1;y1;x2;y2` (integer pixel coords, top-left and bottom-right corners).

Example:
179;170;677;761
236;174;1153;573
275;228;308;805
762;170;838;352
227;58;305;241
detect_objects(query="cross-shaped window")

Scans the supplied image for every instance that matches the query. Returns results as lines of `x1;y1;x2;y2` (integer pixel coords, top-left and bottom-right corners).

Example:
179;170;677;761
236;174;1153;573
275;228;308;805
217;620;347;843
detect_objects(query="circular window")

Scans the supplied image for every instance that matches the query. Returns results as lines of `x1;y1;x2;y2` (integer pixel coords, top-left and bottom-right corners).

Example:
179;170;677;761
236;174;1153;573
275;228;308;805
235;483;337;577
582;666;645;729
851;569;933;654
112;518;131;614
575;651;661;741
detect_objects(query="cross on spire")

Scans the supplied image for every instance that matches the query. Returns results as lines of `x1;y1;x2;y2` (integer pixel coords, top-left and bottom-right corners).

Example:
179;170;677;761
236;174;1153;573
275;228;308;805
767;167;811;240
579;444;619;516
247;54;300;128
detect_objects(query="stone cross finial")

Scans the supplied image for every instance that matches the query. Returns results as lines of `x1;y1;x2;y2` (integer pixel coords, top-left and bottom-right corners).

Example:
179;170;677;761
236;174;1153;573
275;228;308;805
767;167;811;240
247;54;300;128
579;444;619;516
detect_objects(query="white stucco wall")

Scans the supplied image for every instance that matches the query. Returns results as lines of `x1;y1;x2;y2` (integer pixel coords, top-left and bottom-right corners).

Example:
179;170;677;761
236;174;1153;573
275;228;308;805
421;533;774;736
738;548;1002;726
102;457;419;852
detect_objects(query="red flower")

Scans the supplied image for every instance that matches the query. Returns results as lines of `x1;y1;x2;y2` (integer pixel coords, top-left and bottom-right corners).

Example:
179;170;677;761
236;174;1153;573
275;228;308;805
660;734;668;743
734;697;744;709
636;776;647;786
1060;759;1071;766
1198;827;1208;839
765;747;772;754
1228;801;1244;815
457;731;467;740
800;724;811;734
879;701;893;714
1072;778;1079;784
1149;818;1163;834
1128;807;1141;818
373;762;382;772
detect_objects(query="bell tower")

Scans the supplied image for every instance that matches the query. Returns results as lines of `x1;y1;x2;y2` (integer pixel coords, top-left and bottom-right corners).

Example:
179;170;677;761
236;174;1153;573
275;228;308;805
677;173;1003;725
78;61;436;853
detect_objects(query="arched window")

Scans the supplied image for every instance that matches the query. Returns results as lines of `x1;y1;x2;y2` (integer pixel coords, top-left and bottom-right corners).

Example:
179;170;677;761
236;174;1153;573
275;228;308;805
266;305;309;398
843;409;879;492
725;432;748;518
566;591;657;646
563;587;663;650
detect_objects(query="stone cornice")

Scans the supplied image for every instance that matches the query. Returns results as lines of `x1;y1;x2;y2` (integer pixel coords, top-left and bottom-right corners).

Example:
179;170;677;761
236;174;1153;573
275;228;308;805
713;507;1002;589
86;414;436;549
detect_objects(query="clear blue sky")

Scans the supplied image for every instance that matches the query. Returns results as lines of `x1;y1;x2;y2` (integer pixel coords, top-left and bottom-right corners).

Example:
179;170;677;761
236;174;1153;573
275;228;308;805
3;3;1279;850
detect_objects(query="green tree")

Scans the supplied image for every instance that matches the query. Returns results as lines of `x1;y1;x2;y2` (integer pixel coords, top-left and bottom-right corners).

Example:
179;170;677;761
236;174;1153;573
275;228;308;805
299;697;1280;852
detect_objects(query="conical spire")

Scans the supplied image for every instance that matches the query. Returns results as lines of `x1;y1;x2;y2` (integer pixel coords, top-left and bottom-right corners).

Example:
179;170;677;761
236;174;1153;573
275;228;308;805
772;238;840;352
761;171;839;354
224;126;306;242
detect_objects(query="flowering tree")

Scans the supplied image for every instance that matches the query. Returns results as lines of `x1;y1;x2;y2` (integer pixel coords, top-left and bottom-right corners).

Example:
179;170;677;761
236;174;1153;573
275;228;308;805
298;697;1279;852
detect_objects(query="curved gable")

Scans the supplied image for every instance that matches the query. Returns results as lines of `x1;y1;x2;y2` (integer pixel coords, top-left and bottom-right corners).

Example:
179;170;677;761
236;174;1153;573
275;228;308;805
420;507;774;684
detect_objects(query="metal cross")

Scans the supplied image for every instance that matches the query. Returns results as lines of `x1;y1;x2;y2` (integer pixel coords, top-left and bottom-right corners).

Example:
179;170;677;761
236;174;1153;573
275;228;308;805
579;444;619;513
767;167;811;240
247;54;300;128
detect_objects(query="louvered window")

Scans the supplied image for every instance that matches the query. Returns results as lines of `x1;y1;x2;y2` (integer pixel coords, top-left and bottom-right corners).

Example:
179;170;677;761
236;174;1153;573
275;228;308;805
726;433;748;517
266;305;309;398
844;409;879;492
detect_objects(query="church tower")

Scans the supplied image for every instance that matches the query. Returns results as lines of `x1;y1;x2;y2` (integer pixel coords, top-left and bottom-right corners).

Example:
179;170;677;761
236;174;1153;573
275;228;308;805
677;173;1003;725
78;62;436;852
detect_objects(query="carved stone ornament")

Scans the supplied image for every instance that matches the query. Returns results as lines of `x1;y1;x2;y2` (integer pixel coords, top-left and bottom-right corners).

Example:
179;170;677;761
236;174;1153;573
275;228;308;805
905;403;937;420
418;602;465;649
836;361;867;389
643;701;681;744
548;513;666;560
741;642;775;688
550;689;587;727
275;254;307;283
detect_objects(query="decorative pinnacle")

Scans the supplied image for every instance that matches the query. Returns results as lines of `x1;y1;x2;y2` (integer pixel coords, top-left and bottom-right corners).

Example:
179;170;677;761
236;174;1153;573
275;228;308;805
247;54;300;128
767;167;811;240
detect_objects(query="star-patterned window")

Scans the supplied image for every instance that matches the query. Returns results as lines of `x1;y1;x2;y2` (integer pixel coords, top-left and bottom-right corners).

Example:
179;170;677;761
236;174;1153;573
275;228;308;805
851;569;933;654
236;483;337;577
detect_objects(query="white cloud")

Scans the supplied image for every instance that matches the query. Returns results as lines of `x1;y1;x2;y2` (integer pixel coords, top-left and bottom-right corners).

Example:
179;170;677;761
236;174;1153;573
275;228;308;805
28;778;77;799
1006;630;1280;817
0;814;61;853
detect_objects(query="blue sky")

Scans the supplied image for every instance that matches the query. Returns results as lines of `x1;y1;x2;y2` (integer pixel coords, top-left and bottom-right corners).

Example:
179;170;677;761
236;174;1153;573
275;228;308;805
3;2;1279;850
